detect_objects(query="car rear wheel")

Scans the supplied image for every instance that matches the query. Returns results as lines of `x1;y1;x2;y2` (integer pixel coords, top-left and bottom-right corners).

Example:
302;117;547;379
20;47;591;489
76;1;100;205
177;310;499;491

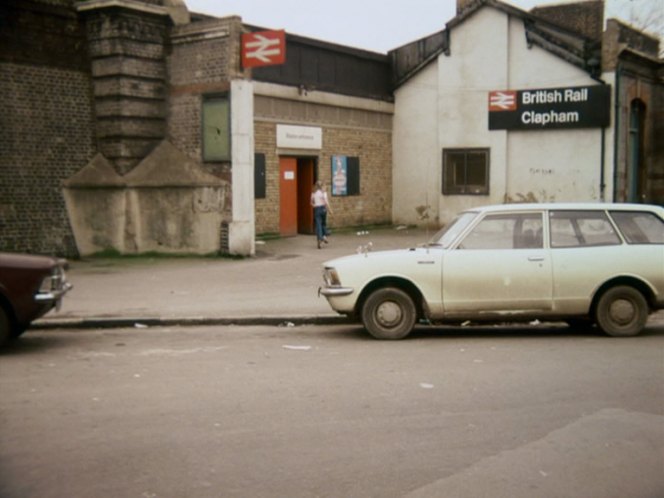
595;285;648;337
361;287;416;340
0;307;10;347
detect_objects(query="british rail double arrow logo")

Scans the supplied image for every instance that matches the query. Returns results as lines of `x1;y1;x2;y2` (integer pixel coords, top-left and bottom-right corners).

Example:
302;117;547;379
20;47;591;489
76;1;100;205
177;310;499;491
242;30;286;68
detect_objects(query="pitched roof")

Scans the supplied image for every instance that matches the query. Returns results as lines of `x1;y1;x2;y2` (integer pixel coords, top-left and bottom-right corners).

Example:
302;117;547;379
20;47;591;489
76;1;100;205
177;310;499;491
390;0;602;89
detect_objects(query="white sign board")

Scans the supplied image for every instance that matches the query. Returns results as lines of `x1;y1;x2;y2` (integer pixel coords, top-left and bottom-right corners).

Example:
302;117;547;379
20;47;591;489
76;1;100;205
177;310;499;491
277;125;322;150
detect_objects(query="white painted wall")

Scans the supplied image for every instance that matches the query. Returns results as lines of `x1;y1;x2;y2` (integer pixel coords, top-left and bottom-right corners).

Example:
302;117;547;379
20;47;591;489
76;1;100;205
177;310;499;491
392;6;611;227
505;15;606;205
392;63;440;226
436;7;510;224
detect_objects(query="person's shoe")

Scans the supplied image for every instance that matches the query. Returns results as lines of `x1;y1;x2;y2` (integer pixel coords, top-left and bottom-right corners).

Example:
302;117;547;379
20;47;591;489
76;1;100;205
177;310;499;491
317;240;322;249
323;237;329;244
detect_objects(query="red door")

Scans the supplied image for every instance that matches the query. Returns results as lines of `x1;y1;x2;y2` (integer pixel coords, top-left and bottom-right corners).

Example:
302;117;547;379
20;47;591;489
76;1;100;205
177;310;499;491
279;157;298;236
297;159;315;234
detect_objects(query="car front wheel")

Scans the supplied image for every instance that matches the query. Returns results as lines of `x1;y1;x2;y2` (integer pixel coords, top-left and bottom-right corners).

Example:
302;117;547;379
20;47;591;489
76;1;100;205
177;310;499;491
361;287;416;340
595;285;648;337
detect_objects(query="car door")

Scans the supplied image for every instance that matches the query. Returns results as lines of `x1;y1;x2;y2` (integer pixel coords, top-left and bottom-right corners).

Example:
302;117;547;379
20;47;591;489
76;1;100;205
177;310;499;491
549;209;662;314
609;210;664;298
442;211;553;313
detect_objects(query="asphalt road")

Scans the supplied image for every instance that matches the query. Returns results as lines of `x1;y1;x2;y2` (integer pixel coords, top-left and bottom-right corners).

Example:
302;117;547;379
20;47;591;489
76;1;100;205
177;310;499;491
1;323;663;498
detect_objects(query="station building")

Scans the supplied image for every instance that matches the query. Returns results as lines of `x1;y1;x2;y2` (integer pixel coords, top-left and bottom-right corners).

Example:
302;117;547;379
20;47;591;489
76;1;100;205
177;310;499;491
0;0;661;258
390;0;663;226
249;34;394;237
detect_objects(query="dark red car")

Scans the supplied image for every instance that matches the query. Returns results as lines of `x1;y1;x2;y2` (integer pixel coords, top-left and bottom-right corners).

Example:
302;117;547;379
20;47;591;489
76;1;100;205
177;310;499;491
0;253;73;346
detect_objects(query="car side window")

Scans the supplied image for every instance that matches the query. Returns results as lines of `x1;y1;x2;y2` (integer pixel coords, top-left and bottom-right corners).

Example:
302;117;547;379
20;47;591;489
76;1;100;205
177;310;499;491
550;211;621;248
609;211;664;244
459;213;543;250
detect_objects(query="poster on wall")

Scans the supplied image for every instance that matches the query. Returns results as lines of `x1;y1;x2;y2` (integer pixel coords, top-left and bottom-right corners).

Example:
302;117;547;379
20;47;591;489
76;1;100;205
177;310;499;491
331;155;348;196
488;85;611;130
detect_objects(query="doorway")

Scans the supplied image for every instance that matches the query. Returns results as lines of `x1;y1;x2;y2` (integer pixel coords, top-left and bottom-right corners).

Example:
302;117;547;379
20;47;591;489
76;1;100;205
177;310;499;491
279;156;317;236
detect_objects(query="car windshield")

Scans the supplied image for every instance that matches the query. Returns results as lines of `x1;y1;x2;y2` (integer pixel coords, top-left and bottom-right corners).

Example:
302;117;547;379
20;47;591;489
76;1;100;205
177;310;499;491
429;212;478;248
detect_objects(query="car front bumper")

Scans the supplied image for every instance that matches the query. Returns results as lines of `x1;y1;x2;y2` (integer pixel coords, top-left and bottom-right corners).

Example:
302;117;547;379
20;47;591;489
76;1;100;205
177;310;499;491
318;286;354;298
319;286;357;315
35;282;73;309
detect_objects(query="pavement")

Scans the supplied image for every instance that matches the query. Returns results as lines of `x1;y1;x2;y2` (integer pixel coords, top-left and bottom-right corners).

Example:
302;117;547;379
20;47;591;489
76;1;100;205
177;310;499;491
34;225;664;331
34;226;429;330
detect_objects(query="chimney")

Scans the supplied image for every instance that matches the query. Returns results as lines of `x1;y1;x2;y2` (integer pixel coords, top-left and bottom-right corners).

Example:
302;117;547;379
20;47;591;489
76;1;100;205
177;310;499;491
530;0;604;41
457;0;476;15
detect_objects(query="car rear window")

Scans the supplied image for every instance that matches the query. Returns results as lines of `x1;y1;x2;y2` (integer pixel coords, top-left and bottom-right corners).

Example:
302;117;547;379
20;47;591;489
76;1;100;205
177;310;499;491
610;211;664;244
550;210;621;248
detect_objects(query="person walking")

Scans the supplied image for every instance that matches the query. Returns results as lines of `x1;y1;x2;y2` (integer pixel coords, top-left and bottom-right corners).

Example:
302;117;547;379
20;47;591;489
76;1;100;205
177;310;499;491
311;180;332;249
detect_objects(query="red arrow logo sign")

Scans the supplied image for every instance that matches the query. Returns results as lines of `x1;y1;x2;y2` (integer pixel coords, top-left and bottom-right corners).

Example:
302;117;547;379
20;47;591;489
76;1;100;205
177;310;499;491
242;30;286;68
489;90;517;111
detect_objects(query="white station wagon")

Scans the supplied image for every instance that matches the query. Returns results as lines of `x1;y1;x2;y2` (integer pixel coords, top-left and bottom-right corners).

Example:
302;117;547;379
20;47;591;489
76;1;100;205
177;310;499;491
320;203;664;339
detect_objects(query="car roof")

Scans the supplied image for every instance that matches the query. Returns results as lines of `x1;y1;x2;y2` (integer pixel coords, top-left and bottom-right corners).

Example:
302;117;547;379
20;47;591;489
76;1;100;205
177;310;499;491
464;203;664;215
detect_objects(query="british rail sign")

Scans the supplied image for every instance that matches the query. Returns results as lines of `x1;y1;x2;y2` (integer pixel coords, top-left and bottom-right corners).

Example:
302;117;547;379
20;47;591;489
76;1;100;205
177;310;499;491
489;85;611;130
242;30;286;68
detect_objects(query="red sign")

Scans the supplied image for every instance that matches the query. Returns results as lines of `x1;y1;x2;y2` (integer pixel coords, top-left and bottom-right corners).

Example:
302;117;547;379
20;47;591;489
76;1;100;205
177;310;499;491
488;90;517;111
242;30;286;68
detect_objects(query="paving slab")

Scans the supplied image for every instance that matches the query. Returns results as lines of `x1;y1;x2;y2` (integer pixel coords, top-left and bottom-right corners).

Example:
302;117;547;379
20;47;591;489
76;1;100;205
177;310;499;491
35;227;429;328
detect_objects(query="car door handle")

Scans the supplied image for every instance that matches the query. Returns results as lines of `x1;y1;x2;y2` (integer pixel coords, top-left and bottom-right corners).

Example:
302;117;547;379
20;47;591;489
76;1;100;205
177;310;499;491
528;256;545;262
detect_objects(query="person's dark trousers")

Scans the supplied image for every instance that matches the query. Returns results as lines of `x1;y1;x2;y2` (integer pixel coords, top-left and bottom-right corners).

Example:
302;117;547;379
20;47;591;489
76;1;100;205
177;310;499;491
314;206;327;246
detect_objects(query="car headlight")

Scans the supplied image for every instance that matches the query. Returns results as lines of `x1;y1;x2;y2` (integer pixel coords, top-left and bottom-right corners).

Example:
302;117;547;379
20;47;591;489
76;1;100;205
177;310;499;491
39;266;66;293
323;267;341;286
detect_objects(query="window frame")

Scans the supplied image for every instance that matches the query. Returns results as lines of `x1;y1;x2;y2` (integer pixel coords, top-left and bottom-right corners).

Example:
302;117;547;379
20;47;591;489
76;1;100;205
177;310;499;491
549;210;622;249
442;148;490;196
457;212;544;250
202;94;231;162
609;210;664;245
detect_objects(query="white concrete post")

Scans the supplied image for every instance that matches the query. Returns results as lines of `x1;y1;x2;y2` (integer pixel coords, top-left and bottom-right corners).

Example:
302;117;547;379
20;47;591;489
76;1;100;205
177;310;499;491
229;79;256;256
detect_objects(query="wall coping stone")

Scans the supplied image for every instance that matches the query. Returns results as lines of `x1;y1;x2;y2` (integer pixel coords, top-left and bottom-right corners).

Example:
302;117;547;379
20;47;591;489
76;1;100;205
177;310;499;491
76;0;189;25
123;140;226;187
63;153;125;188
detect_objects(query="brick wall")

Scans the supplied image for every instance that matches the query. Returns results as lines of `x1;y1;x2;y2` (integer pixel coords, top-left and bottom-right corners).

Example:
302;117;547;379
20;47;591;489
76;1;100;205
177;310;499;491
531;1;604;41
0;0;94;257
253;122;279;233
654;82;664;203
613;69;664;204
254;120;392;234
604;19;664;204
168;16;244;186
79;7;171;174
321;127;393;228
0;63;95;256
603;19;661;72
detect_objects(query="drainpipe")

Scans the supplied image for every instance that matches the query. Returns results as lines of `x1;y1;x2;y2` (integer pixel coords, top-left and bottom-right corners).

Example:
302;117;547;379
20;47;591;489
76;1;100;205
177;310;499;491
612;63;621;203
592;72;608;202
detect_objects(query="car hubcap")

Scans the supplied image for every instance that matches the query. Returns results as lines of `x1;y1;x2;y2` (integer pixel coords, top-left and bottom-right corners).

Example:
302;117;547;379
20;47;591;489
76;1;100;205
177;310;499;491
609;298;635;325
376;301;402;327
